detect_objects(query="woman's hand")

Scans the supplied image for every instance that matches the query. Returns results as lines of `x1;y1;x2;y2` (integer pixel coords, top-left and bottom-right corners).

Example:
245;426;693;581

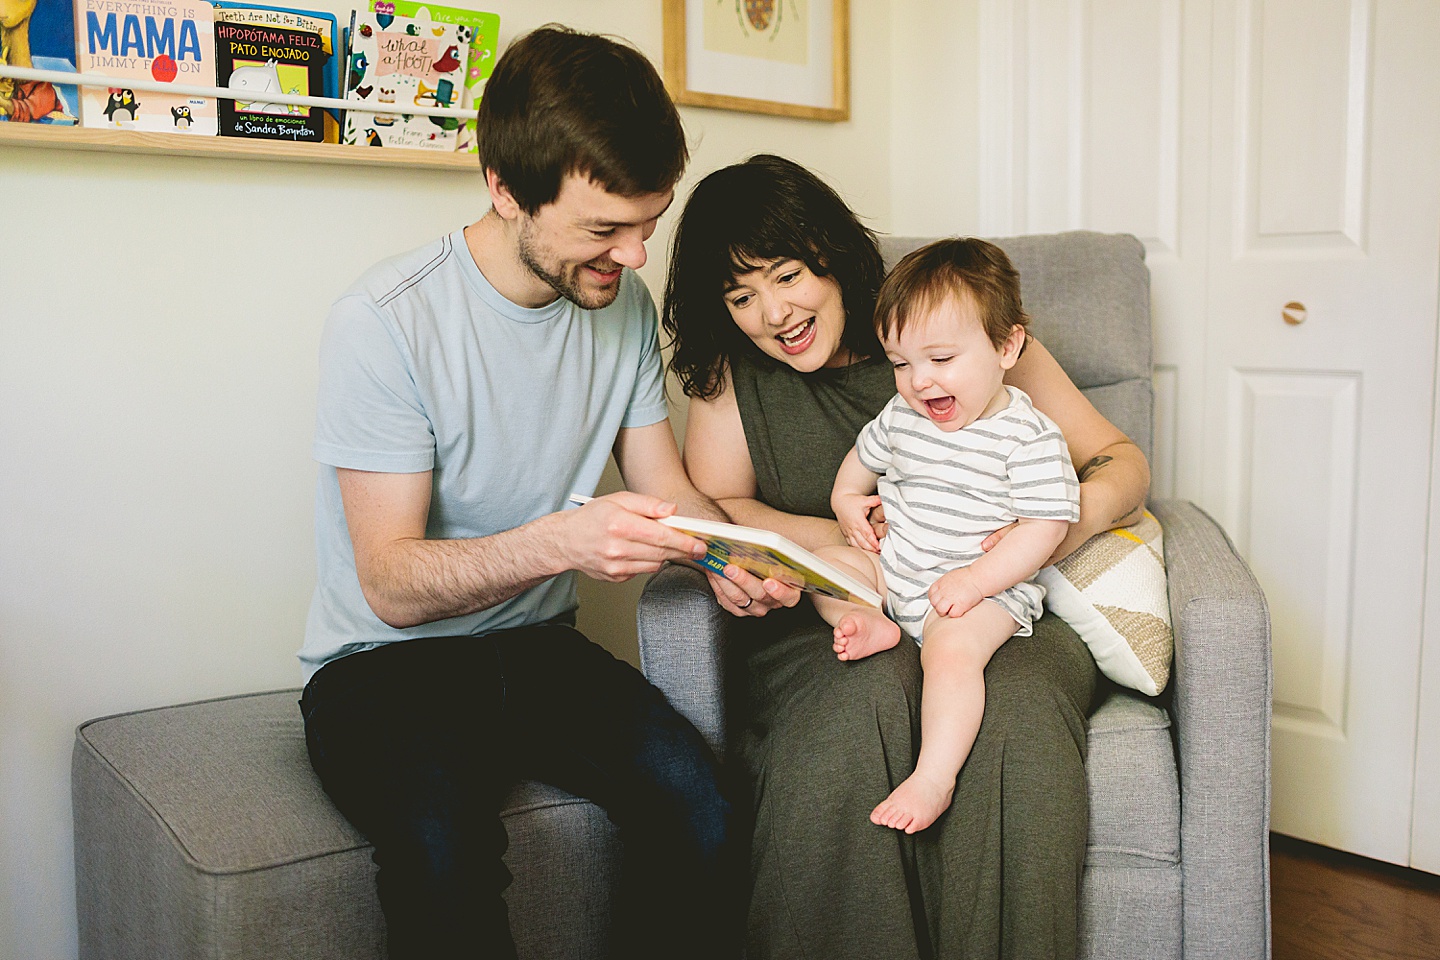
980;478;1146;567
705;565;803;617
980;521;1019;556
1003;337;1151;564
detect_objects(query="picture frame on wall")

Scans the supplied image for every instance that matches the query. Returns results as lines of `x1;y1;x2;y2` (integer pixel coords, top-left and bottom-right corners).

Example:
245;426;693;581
662;0;850;122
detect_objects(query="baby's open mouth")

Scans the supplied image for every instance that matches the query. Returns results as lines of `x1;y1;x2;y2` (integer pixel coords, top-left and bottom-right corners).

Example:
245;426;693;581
924;397;957;419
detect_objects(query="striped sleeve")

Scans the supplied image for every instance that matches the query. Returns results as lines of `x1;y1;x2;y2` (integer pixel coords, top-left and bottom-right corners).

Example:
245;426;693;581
855;398;898;475
1006;415;1081;522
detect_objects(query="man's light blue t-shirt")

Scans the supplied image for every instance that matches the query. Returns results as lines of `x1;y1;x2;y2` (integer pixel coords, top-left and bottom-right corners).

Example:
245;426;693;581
300;228;669;682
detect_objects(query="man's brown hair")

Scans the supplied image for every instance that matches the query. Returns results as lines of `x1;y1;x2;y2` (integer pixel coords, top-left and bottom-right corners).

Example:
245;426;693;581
874;238;1029;347
476;25;688;213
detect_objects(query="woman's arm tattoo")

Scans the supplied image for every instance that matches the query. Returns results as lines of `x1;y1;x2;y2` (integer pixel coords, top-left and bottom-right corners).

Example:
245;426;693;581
1076;455;1113;482
1112;504;1143;525
1077;453;1143;524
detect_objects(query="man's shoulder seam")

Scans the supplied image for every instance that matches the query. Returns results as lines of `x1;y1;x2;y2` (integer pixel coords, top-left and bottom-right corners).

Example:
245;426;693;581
375;235;455;310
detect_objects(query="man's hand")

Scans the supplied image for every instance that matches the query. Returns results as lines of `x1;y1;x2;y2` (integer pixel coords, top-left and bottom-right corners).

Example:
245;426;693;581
566;492;709;581
929;568;985;619
705;564;803;617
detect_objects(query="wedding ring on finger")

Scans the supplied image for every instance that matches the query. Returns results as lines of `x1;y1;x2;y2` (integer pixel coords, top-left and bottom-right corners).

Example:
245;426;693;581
737;597;754;609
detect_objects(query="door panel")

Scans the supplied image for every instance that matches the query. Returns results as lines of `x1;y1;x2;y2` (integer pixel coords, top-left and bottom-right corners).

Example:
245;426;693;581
977;0;1440;865
1206;0;1440;863
1249;0;1366;245
977;0;1207;502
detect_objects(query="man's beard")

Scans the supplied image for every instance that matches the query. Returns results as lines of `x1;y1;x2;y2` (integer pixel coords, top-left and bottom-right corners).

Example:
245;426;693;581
517;224;622;310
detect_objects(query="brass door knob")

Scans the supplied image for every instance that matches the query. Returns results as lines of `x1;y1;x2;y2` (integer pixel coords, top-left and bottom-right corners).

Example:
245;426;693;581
1283;301;1307;325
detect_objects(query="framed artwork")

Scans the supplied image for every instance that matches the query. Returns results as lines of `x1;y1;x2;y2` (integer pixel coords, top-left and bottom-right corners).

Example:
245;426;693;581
662;0;850;122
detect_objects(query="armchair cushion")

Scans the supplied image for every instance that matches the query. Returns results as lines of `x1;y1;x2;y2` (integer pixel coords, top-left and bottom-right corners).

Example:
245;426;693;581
1037;509;1174;695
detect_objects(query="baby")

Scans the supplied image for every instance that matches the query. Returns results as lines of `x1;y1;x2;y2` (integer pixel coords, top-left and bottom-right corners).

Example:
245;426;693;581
811;237;1079;833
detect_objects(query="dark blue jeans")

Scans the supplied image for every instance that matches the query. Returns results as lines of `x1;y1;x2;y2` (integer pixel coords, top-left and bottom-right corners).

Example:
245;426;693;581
300;624;739;960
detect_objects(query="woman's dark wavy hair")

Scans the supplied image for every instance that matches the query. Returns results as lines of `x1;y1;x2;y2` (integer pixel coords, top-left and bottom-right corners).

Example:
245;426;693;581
476;25;687;213
663;155;886;400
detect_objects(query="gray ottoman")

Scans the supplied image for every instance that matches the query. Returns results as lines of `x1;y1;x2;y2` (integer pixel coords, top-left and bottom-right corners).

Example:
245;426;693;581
73;689;622;960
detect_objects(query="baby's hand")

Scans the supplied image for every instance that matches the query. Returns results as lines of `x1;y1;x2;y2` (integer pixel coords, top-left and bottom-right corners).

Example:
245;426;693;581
867;501;888;542
929;569;985;618
834;493;883;553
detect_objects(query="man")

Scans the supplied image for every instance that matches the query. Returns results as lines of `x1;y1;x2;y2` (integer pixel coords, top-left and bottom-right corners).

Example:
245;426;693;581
298;25;792;959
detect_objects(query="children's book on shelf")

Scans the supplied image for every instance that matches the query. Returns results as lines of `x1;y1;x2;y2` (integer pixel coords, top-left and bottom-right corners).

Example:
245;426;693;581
340;7;465;151
211;1;340;141
364;1;498;153
0;0;80;124
214;21;329;142
73;0;217;133
567;496;883;608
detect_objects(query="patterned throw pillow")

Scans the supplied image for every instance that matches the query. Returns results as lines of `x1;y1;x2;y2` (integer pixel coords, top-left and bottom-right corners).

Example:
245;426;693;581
1035;510;1173;696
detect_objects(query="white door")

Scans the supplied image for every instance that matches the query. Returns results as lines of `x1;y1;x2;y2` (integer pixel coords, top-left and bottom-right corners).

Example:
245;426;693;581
972;0;1440;865
975;0;1217;501
1419;448;1440;873
1202;0;1440;864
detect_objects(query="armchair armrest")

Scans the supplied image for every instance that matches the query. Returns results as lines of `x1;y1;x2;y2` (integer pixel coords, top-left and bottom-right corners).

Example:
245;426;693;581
636;563;731;756
1148;499;1272;960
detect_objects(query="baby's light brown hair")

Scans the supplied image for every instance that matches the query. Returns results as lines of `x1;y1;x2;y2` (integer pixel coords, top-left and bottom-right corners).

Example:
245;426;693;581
874;237;1029;348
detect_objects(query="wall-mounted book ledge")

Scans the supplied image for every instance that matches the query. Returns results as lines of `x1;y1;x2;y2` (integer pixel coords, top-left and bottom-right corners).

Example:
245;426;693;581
0;65;482;172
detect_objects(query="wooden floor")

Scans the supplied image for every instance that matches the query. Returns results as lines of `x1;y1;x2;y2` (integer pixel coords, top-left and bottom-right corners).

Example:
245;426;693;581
1271;833;1440;960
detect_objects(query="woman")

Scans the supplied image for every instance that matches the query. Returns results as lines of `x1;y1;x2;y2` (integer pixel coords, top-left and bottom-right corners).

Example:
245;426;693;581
662;155;1149;960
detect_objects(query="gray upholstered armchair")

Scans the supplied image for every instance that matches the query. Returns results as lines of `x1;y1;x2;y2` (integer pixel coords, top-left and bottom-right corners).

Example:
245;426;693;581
637;231;1273;960
70;232;1268;960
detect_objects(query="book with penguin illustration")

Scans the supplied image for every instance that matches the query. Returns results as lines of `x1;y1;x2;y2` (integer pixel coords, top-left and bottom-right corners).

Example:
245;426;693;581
72;0;217;133
10;0;499;150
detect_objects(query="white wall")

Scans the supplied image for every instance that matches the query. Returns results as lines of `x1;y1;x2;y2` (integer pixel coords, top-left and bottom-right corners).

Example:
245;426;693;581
0;2;909;957
888;0;981;234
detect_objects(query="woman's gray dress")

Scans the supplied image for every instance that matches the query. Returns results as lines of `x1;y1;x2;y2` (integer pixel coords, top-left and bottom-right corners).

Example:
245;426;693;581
728;352;1099;960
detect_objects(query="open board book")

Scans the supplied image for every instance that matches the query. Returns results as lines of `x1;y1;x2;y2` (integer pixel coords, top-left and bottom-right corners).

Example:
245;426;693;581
662;514;883;608
566;498;880;608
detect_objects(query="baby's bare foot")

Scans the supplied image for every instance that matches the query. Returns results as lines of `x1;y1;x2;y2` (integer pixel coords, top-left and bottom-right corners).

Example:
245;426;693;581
832;610;901;661
870;772;955;834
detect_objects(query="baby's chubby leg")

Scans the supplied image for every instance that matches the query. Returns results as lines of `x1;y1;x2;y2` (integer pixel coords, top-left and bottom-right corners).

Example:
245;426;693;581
871;601;1020;834
810;545;899;661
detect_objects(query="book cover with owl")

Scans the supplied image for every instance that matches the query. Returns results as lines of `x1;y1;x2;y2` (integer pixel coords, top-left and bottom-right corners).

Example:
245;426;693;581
73;0;217;134
365;1;499;153
0;0;80;124
341;7;465;151
214;21;329;142
212;2;341;141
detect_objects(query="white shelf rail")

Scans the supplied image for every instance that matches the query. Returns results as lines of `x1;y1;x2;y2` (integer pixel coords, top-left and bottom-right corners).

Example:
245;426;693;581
0;65;479;120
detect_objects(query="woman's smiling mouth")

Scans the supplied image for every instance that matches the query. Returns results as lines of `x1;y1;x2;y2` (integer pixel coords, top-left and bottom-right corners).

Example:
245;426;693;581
777;318;817;354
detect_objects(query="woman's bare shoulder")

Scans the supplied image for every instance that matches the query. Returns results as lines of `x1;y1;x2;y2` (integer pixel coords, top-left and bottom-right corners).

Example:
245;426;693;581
683;368;758;501
1006;335;1130;463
